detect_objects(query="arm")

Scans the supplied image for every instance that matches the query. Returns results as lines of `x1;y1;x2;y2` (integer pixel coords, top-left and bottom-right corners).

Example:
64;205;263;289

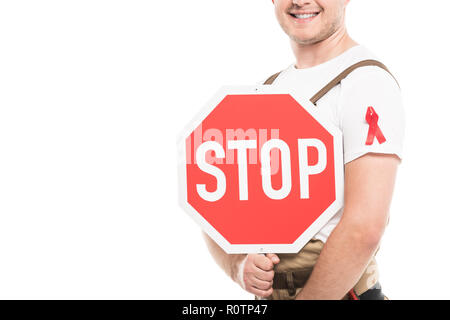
201;231;279;297
296;152;400;300
201;231;246;283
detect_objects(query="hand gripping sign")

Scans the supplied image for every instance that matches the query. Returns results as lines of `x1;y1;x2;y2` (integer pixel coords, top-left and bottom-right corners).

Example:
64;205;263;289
178;85;344;253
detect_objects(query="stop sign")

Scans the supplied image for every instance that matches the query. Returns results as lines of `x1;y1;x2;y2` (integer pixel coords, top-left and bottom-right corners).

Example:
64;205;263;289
178;85;343;253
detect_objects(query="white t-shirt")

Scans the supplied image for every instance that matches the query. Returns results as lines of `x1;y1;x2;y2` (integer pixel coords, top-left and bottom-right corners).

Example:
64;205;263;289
262;44;405;243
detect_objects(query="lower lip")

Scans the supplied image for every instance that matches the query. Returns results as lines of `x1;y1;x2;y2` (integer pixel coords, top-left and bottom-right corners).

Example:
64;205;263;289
289;13;319;23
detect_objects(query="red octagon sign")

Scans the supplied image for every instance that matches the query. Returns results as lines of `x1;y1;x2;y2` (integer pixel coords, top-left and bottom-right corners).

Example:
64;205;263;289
178;86;343;253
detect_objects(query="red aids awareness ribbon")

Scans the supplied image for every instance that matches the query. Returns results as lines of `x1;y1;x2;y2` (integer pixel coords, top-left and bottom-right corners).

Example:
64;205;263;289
365;106;386;145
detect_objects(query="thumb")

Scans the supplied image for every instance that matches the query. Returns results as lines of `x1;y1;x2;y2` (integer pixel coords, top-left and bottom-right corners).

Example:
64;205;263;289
265;253;280;264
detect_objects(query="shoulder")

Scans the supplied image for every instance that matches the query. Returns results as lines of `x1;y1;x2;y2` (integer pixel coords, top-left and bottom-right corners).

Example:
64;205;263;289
341;63;400;95
338;44;399;90
259;64;294;85
338;63;403;118
262;70;283;85
337;61;405;164
337;60;404;131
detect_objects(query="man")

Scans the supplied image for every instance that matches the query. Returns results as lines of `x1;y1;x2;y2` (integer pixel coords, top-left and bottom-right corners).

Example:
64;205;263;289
202;0;404;300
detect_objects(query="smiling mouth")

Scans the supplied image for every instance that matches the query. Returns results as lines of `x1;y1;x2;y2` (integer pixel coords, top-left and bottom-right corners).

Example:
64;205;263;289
289;12;320;21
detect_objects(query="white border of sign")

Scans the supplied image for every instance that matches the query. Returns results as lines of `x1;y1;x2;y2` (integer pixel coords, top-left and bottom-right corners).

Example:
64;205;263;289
177;85;344;254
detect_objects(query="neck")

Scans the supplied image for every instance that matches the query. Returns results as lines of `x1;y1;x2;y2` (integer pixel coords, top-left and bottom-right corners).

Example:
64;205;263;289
291;25;358;69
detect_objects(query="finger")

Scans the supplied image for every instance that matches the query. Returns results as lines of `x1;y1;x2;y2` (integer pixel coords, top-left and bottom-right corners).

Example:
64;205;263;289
247;276;273;291
252;267;275;282
254;255;273;271
249;286;273;298
265;253;280;264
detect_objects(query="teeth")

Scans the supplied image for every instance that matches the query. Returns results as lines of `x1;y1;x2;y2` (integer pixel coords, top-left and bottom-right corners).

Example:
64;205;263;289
294;13;318;19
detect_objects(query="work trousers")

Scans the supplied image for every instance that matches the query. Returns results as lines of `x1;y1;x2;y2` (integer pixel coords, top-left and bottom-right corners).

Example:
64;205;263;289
254;239;388;300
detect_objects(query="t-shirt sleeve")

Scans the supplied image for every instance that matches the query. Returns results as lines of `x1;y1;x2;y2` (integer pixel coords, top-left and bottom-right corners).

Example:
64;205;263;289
338;66;405;164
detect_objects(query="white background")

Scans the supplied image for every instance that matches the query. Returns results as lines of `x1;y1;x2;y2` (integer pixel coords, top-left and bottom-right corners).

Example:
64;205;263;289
0;0;448;299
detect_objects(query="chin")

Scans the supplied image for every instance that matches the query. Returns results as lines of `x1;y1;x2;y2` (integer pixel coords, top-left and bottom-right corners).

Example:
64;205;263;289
290;33;322;45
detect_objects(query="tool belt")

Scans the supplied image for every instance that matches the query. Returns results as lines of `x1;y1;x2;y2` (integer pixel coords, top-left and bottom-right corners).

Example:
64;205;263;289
273;271;385;300
267;239;384;300
272;268;311;293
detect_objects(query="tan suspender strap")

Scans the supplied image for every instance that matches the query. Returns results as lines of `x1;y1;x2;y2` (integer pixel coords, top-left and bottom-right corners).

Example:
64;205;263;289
263;59;399;105
263;71;282;85
309;59;399;105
